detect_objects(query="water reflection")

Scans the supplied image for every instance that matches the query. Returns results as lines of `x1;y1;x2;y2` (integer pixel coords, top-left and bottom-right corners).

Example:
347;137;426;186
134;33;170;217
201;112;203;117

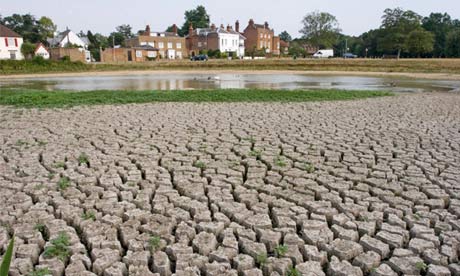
1;73;459;93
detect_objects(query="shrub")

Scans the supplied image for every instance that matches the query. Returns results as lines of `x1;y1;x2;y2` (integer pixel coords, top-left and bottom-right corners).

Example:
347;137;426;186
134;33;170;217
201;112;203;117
43;232;71;262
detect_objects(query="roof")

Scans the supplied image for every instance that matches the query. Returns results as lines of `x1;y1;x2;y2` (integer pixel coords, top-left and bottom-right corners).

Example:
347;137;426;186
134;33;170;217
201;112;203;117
47;29;89;47
189;27;246;39
34;43;49;53
0;24;21;38
143;31;179;37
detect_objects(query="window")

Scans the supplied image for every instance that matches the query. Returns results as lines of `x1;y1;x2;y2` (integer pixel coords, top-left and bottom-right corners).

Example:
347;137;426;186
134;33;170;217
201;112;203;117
158;42;164;48
260;41;263;48
167;42;173;49
136;50;142;58
268;35;271;39
198;42;203;47
176;42;182;49
9;50;17;60
6;38;15;47
147;51;156;58
148;42;155;47
260;34;263;38
140;42;147;46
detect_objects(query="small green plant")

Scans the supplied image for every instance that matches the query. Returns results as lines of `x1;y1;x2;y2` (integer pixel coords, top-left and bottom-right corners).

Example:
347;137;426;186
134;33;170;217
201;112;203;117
127;182;136;187
287;266;301;276
369;267;377;273
53;161;65;169
81;211;96;221
34;223;48;240
274;244;288;257
78;153;89;165
274;156;286;167
37;140;47;146
415;261;428;272
193;161;206;169
304;163;315;173
413;213;421;221
28;268;51;276
47;173;55;180
43;232;71;262
148;235;161;251
57;177;70;190
256;252;268;266
249;150;262;158
0;235;15;276
15;139;28;147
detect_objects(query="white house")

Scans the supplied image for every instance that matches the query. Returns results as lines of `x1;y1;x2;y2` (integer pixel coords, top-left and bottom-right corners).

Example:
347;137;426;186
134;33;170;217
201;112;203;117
189;24;246;58
47;29;91;62
0;24;24;60
47;29;89;49
34;43;50;59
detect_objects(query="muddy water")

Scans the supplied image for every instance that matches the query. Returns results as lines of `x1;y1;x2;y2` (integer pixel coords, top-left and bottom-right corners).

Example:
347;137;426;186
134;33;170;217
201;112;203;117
1;73;459;92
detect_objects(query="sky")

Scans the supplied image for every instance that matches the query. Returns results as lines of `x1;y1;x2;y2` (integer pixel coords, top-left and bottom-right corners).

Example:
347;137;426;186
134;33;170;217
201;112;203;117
1;0;459;37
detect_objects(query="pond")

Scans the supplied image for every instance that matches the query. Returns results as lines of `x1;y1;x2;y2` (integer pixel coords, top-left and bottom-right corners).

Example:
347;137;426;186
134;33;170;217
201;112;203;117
1;73;459;93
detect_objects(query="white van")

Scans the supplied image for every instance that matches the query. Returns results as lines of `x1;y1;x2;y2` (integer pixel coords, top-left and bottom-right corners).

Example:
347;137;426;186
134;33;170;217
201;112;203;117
313;49;334;58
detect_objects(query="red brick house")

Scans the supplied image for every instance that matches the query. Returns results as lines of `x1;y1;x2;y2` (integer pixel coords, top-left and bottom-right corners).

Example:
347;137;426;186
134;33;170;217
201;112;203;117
242;20;280;56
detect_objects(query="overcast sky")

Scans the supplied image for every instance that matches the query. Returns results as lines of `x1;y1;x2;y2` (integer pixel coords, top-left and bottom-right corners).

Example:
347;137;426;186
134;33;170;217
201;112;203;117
1;0;459;37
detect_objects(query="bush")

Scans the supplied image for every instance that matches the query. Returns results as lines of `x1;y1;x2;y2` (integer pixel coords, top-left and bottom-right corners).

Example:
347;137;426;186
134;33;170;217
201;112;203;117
61;56;71;62
32;55;47;65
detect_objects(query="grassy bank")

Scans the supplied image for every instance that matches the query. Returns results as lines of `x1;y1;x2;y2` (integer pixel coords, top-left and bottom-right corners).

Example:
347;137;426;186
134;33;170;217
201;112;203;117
0;89;392;108
2;58;460;75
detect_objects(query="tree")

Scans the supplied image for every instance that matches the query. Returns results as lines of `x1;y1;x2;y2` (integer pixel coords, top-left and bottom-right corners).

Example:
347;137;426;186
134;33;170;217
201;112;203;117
87;31;108;61
422;13;453;57
446;28;460;57
279;31;292;42
21;42;35;59
2;13;57;43
378;8;422;57
37;16;57;41
115;24;134;39
405;28;434;57
299;11;341;48
179;5;210;36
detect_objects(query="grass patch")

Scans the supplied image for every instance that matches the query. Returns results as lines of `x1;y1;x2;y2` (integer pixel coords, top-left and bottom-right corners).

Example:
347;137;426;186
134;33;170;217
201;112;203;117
274;244;289;257
43;232;71;262
0;89;393;108
78;153;89;165
57;177;70;190
81;210;96;221
2;59;460;75
193;160;206;169
28;268;51;276
148;235;161;252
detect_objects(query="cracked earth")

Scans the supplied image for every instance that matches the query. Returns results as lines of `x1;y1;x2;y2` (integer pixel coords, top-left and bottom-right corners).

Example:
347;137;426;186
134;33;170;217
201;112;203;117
1;93;460;276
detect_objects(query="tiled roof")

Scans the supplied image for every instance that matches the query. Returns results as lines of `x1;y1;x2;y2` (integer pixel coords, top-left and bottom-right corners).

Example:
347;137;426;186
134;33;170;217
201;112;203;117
0;24;21;38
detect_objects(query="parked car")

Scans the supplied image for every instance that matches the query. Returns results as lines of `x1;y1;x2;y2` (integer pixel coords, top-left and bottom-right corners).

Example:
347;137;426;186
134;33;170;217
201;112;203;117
191;54;208;61
343;53;358;59
313;49;334;58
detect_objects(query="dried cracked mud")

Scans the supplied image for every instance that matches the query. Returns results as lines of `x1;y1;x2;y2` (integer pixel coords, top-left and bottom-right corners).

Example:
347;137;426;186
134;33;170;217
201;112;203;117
1;93;460;276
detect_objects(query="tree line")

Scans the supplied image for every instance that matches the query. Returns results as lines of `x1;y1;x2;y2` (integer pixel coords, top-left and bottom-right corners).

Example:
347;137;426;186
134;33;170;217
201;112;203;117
287;8;460;58
2;6;460;60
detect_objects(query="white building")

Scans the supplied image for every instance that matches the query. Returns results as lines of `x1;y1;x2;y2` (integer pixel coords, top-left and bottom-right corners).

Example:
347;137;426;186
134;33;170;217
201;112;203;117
34;43;50;59
47;29;89;49
189;24;246;58
0;24;24;60
47;29;91;62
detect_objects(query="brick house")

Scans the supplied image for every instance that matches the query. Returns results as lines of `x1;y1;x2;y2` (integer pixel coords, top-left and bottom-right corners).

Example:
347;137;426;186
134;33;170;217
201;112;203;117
280;40;290;55
242;20;280;56
0;24;24;60
186;23;245;58
126;25;187;59
101;45;159;63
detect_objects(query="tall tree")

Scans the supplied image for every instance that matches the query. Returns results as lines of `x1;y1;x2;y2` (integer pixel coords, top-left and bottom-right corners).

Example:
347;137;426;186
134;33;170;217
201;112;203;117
37;16;57;41
405;28;434;57
179;5;210;36
422;13;453;57
378;8;422;57
299;11;341;48
115;24;134;39
108;24;133;47
446;28;460;57
279;31;292;42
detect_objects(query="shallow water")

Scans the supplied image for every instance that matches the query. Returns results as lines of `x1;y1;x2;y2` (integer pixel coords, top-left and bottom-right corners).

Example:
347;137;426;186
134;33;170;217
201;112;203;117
1;73;459;92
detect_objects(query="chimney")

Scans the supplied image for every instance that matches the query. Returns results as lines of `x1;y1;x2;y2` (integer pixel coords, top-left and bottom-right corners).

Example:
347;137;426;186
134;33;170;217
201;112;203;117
220;24;225;29
172;24;178;34
211;23;216;31
249;19;254;26
227;25;232;32
235;20;240;32
264;22;269;29
189;23;193;34
145;25;151;35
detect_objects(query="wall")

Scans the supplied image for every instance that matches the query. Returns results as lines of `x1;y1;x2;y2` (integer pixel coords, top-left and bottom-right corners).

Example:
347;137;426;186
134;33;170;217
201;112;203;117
49;48;86;62
0;37;24;60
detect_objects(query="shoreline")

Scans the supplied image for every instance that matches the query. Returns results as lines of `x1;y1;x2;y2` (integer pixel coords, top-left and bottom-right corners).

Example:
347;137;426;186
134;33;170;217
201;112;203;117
1;69;460;80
